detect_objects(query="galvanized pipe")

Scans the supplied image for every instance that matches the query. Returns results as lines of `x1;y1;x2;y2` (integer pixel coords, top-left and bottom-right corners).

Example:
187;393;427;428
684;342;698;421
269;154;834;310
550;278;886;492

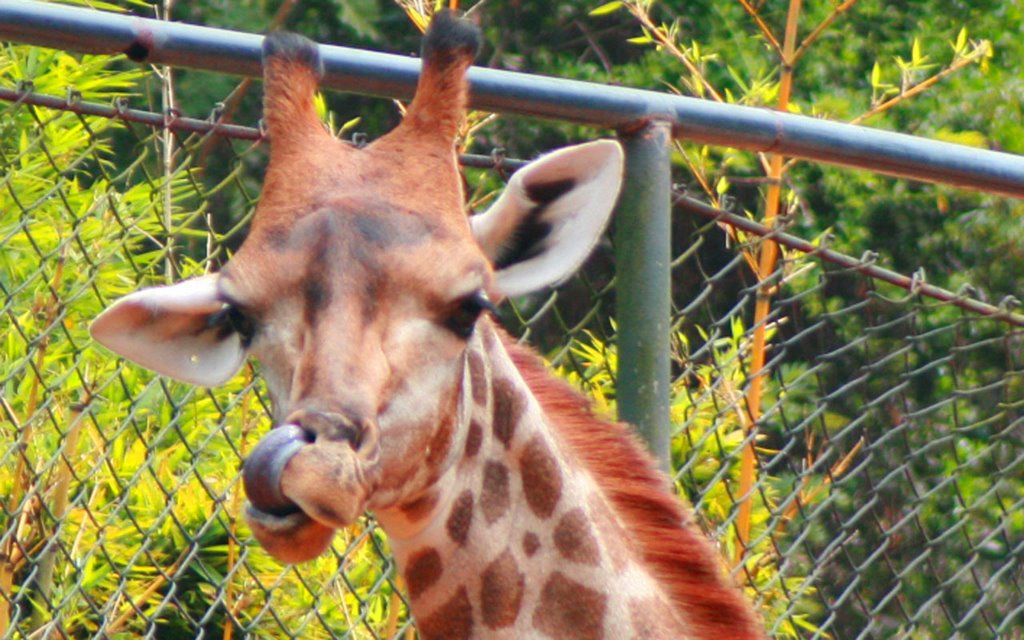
3;0;1024;198
615;122;674;470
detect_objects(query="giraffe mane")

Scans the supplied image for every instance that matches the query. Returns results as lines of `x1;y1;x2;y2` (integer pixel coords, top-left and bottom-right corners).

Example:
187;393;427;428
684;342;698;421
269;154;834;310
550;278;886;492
500;332;764;639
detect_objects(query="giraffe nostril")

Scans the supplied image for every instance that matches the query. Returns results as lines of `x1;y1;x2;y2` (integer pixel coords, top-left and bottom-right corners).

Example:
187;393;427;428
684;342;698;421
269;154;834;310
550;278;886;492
288;410;362;448
243;424;308;517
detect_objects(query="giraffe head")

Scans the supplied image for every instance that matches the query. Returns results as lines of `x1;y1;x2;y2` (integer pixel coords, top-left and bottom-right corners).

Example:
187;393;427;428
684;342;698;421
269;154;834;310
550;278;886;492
91;11;623;563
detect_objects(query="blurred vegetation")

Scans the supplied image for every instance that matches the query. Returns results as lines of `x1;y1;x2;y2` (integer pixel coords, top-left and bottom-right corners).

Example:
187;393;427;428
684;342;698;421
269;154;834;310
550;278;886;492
2;0;1023;637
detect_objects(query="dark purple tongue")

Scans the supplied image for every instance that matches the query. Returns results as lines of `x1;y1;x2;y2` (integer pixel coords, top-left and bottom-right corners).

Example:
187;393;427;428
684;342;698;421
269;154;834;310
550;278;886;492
243;424;309;516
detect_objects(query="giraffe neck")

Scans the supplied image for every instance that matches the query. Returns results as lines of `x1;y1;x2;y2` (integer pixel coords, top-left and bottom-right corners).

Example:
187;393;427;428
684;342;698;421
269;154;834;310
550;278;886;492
375;321;759;639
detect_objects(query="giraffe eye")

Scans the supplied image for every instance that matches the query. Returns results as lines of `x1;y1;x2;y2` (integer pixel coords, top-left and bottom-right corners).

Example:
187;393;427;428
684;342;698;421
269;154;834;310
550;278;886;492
444;291;496;339
227;306;257;346
210;304;257;347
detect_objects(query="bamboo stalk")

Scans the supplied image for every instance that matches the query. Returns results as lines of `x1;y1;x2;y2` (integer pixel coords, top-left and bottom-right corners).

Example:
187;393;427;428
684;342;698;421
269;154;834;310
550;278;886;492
735;0;802;569
385;589;402;639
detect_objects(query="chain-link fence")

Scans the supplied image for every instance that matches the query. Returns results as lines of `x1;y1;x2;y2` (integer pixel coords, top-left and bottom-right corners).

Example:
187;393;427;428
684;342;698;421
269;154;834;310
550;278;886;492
2;34;1023;640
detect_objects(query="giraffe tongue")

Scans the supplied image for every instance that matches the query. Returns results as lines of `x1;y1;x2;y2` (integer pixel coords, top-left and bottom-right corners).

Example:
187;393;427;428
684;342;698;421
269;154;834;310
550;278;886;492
243;424;309;517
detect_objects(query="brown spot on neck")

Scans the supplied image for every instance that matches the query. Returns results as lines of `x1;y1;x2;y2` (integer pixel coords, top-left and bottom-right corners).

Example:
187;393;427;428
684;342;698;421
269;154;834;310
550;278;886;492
400;490;439;523
425;412;455;468
445;490;474;546
492;377;523;448
522;532;541;557
405;547;443;599
532;572;607;640
553;507;601;566
480;549;525;629
519;436;562;519
480;460;510;524
464;419;483;458
417;586;474;640
467;349;488;407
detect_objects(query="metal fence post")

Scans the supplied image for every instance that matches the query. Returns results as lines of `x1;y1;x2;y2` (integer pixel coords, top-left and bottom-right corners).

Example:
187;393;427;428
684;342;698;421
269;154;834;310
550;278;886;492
615;120;673;472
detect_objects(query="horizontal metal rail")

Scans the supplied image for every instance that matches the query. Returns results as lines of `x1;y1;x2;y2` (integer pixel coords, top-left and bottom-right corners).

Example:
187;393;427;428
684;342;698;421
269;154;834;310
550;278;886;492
5;81;1023;328
3;0;1024;198
0;85;263;140
0;86;532;171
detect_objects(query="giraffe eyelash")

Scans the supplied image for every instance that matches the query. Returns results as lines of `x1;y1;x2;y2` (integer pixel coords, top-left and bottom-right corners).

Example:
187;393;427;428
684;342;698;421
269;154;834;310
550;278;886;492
209;304;257;347
444;291;496;339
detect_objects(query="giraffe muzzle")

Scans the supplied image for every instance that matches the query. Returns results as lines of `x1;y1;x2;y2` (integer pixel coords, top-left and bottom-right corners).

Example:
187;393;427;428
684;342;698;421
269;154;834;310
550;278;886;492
243;410;375;515
242;414;382;562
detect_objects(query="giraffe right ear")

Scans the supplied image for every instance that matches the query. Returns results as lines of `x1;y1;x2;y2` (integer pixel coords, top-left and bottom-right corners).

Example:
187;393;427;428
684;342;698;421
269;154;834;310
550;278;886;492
90;275;247;387
470;140;624;298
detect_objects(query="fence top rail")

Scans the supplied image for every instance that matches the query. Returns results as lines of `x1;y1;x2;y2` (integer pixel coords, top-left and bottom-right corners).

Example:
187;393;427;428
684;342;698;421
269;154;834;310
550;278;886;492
3;0;1024;198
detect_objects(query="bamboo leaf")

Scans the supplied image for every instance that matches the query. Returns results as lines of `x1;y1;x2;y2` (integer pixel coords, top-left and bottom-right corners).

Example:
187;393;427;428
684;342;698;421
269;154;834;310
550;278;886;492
954;26;968;54
589;1;624;16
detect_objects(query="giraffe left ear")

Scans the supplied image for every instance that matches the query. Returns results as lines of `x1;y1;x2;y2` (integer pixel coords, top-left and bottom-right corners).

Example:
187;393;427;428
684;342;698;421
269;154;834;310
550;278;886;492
470;140;624;297
90;275;247;387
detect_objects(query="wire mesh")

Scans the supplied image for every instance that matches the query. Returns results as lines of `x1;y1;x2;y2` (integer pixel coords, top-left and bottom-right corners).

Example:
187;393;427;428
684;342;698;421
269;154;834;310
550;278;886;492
664;206;1024;638
2;53;1023;640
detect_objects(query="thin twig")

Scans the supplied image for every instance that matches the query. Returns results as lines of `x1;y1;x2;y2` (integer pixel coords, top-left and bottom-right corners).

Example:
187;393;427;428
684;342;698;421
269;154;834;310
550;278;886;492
160;0;177;282
464;0;492;18
791;0;857;65
737;0;783;56
851;42;991;125
102;551;188;635
574;19;614;74
626;2;725;102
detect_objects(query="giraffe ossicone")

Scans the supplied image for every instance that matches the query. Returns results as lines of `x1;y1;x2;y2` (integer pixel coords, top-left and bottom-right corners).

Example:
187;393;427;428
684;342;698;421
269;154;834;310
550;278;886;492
91;9;763;638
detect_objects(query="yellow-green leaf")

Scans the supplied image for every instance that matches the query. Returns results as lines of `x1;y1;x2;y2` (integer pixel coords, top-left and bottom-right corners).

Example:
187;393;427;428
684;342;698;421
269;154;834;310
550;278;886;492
934;128;988;148
589;1;624;16
954;26;968;54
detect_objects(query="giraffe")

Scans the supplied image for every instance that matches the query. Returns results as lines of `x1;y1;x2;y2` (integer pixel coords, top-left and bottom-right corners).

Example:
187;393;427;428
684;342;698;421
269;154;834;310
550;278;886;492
91;10;764;639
